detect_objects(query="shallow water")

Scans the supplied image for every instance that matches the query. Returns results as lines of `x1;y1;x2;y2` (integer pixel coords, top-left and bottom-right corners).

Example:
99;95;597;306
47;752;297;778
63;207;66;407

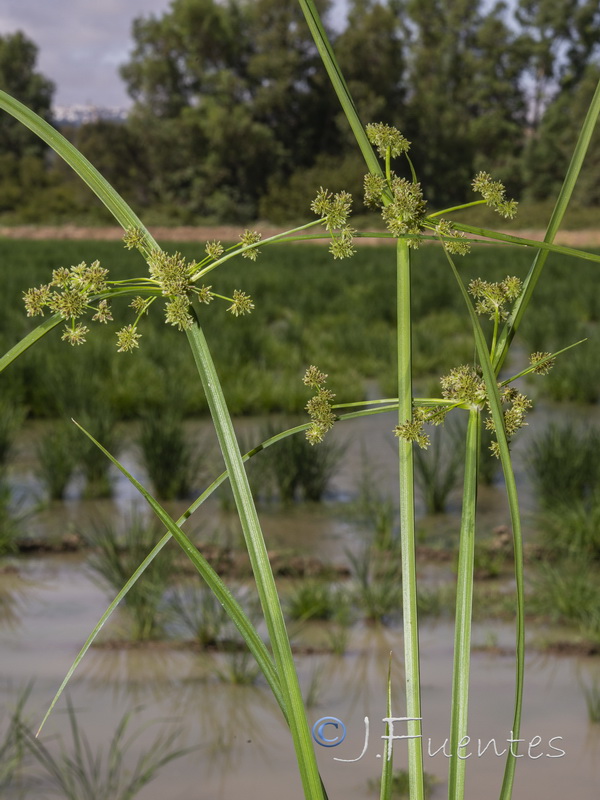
2;554;600;799
2;408;600;798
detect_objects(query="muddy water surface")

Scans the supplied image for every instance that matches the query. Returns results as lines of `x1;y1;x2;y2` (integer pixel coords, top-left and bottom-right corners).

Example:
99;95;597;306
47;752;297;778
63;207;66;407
1;409;600;798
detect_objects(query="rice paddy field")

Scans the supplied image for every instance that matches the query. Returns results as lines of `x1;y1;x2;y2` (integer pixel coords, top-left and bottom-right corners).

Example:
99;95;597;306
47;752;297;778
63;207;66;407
1;237;600;799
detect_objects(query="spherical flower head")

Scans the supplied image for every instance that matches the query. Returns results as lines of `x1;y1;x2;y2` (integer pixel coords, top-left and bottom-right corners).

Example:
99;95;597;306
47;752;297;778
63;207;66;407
303;365;328;389
311;188;353;234
435;219;471;255
329;226;356;259
381;176;427;244
205;240;224;260
363;173;387;209
61;323;89;346
530;351;555;375
116;324;142;353
227;289;254;316
148;251;191;297
472;171;518;219
92;299;113;323
196;285;214;305
394;418;430;449
240;230;261;260
165;295;194;330
366;122;411;159
123;226;148;251
23;284;52;316
440;365;486;406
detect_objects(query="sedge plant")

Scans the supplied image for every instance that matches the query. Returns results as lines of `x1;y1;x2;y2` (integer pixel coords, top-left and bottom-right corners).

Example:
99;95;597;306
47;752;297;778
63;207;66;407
1;2;600;798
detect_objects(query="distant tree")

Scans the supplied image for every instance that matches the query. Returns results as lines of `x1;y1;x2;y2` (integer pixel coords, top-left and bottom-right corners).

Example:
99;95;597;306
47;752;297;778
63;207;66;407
0;31;54;158
401;0;528;207
120;0;338;220
515;0;600;127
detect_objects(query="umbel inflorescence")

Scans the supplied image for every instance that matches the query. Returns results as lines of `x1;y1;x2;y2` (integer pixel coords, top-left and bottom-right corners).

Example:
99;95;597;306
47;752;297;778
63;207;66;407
23;228;260;350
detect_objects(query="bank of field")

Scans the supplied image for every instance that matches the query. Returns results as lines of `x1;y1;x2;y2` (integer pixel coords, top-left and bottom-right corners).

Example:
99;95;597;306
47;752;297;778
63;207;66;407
1;238;598;418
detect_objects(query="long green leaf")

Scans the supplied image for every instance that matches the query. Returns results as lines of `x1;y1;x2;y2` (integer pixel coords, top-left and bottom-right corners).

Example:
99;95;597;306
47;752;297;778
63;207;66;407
493;74;600;371
447;408;479;800
297;0;383;178
185;315;325;800
38;423;285;737
444;250;524;800
452;223;600;265
36;404;397;737
0;314;62;374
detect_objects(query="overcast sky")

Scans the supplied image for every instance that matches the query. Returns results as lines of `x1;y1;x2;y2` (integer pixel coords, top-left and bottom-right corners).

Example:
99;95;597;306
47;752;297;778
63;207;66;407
0;0;347;109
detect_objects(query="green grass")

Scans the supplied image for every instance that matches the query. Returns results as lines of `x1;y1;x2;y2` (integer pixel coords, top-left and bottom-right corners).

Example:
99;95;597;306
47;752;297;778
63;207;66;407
4;239;598;424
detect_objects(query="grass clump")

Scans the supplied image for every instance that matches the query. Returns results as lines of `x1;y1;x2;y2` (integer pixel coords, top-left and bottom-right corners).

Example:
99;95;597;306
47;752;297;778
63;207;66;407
167;584;233;647
35;421;80;500
527;422;600;509
286;580;345;622
138;409;203;500
84;517;175;641
25;700;188;800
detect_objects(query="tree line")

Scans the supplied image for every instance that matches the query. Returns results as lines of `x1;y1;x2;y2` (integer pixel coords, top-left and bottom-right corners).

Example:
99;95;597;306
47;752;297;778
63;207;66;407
1;0;599;225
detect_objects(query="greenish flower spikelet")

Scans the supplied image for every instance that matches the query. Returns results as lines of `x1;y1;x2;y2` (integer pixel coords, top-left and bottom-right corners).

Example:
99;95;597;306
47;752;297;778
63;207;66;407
366;122;411;159
205;240;224;260
303;366;336;444
227;290;254;316
196;285;214;305
303;365;328;389
23;260;110;339
472;171;518;219
435;219;471;255
240;230;261;260
468;276;522;320
440;365;486;407
148;251;192;297
530;351;555;375
23;285;52;316
123;226;148;251
329;226;356;259
165;295;194;330
381;176;427;246
129;296;148;315
394;418;430;449
116;324;142;353
61;323;89;346
92;299;113;323
363;173;387;209
311;187;355;259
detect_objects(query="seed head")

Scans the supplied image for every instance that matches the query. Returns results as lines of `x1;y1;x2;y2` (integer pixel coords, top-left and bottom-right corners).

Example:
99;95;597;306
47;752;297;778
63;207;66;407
227;290;254;316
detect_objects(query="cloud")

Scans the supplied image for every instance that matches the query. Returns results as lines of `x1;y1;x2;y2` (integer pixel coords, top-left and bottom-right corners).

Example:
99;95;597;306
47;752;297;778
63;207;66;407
0;0;172;106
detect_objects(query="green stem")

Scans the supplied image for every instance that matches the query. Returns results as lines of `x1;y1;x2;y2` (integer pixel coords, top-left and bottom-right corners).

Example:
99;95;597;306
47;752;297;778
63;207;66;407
396;238;424;800
448;408;479;800
185;315;324;800
427;200;486;219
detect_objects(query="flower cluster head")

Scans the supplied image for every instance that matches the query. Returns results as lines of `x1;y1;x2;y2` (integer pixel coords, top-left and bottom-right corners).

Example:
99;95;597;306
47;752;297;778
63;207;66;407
364;170;427;248
311;187;356;259
472;172;518;219
366;122;411;160
435;219;471;255
303;366;336;444
394;404;449;450
23;260;110;347
205;240;224;261
468;276;522;320
123;226;150;253
227;290;254;316
529;351;555;375
485;387;533;457
440;365;487;407
239;230;262;261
